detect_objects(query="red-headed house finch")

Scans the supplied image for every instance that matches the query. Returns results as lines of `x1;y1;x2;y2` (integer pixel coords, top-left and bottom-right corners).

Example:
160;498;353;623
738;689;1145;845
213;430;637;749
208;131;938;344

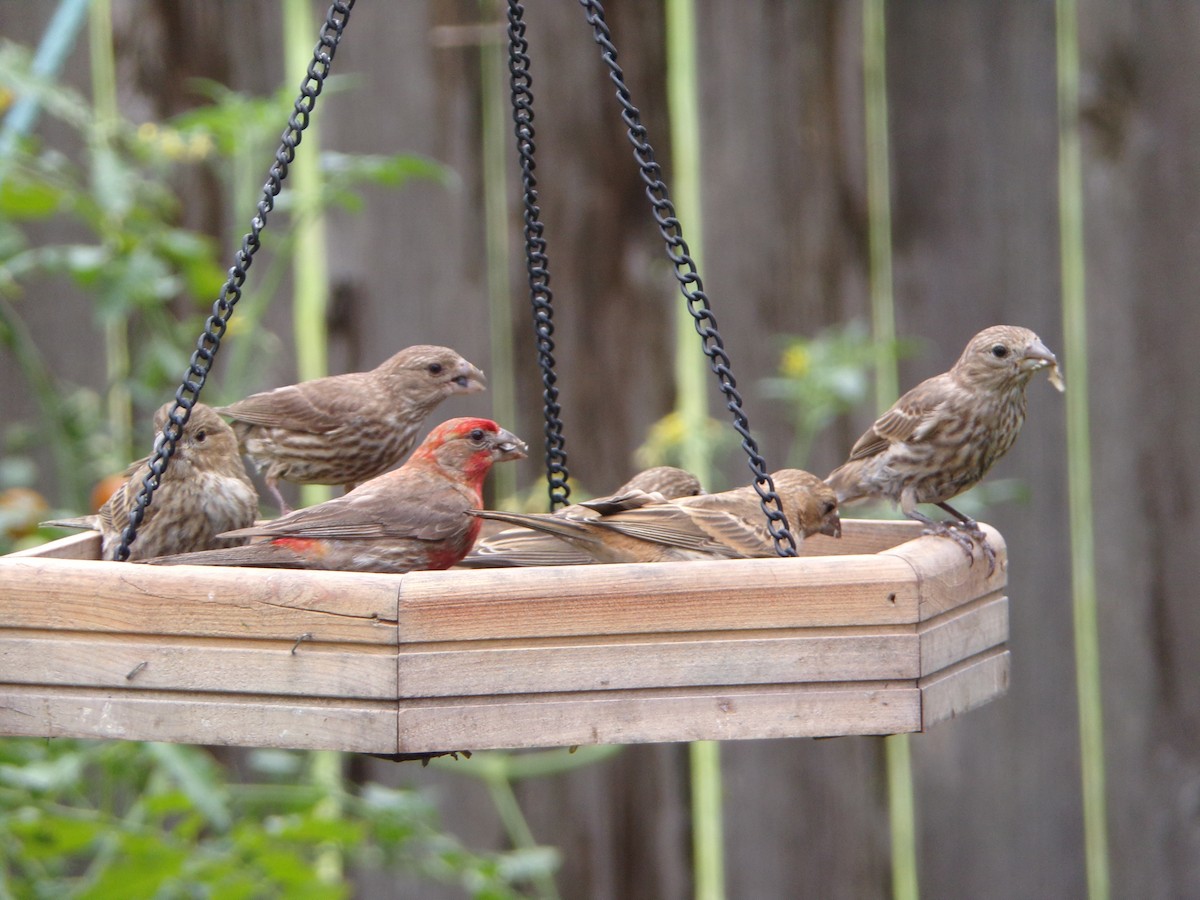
825;324;1064;570
44;402;258;561
462;465;704;567
467;468;839;565
218;345;487;512
149;417;526;573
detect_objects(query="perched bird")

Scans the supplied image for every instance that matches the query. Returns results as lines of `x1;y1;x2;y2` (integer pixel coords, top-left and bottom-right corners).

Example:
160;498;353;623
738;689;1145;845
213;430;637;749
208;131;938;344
462;465;704;567
43;402;258;561
825;325;1065;569
148;417;526;573
218;345;487;512
467;469;839;565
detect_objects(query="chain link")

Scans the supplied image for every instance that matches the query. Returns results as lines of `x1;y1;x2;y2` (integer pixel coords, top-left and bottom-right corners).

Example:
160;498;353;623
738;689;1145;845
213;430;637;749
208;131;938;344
507;1;570;511
113;1;355;561
576;0;796;556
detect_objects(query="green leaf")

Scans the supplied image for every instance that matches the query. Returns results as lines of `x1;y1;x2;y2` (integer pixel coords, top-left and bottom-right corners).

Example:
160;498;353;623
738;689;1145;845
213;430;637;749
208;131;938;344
8;810;104;859
0;179;63;219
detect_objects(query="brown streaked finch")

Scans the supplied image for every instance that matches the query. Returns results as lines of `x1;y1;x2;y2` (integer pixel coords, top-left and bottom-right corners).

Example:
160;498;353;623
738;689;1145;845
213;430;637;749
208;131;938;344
825;324;1064;571
147;417;526;573
218;345;487;512
467;468;839;565
43;402;258;561
462;465;704;567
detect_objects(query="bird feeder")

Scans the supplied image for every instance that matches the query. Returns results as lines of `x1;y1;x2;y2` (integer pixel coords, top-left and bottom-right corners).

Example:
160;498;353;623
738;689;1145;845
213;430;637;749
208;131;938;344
0;3;1011;753
0;519;1008;753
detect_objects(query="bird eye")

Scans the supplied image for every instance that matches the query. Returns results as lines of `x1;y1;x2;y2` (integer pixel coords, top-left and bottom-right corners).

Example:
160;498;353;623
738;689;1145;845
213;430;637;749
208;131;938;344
469;428;485;442
991;344;1009;358
195;429;207;442
428;362;444;375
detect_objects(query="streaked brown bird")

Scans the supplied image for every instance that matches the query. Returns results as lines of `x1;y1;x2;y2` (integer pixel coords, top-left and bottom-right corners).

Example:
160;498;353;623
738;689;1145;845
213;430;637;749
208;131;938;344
218;345;486;512
467;468;839;565
462;465;704;567
825;324;1064;569
148;417;526;573
44;402;258;561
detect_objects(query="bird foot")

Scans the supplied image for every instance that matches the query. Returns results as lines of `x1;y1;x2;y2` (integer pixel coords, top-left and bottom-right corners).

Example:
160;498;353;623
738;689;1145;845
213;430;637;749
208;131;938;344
921;520;992;573
922;520;996;575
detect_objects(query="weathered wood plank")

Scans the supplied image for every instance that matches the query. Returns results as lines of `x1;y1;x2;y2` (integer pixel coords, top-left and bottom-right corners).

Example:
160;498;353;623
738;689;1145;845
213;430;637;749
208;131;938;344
799;519;924;557
882;523;1007;620
398;554;921;642
0;558;400;644
918;592;1008;676
919;646;1011;729
7;531;100;560
395;682;923;752
0;684;398;752
0;632;397;699
396;628;918;697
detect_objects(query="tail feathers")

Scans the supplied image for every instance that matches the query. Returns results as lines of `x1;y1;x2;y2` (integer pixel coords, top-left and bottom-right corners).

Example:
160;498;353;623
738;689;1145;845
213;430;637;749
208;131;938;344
466;509;592;542
145;545;305;568
460;527;595;568
40;515;101;532
824;463;864;505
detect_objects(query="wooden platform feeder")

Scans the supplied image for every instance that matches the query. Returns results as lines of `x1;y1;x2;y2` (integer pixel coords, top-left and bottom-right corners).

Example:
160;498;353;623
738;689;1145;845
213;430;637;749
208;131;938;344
0;519;1008;754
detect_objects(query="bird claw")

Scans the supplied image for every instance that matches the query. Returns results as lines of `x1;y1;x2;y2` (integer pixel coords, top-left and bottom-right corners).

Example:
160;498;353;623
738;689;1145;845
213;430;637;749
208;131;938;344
918;520;994;574
922;520;997;576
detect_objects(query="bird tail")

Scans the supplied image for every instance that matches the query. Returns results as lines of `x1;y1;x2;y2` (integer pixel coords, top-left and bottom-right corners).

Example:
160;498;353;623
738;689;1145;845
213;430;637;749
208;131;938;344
460;527;595;568
824;463;865;505
144;545;304;568
466;509;592;541
40;515;101;532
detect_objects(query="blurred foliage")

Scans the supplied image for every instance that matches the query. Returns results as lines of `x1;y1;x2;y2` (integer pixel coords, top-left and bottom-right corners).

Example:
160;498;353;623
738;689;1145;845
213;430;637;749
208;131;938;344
0;738;546;898
0;39;449;513
759;319;917;470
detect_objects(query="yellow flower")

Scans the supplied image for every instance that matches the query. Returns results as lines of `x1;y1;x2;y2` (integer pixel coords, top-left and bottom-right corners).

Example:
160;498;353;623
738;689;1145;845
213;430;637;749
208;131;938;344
781;344;811;379
187;133;214;161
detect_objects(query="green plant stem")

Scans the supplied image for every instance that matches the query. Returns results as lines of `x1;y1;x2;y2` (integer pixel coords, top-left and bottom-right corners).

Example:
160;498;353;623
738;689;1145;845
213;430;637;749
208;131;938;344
666;2;724;898
480;0;517;503
482;771;561;900
665;0;712;488
864;3;918;898
309;750;346;884
1055;2;1109;898
283;0;331;509
88;0;132;465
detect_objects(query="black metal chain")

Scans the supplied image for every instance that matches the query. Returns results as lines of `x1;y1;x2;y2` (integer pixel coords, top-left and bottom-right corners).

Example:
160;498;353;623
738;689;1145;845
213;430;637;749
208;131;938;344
576;0;796;556
113;1;355;561
506;1;570;511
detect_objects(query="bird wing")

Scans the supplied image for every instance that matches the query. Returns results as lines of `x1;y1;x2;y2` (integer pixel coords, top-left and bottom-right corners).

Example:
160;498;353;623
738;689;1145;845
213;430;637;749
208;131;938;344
222;482;468;542
219;376;367;433
846;375;950;460
592;497;760;558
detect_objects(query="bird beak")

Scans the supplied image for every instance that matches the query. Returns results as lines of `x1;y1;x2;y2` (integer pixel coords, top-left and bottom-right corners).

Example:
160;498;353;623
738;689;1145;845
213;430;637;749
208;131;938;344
820;515;842;539
1021;338;1065;392
1021;338;1057;368
453;364;488;393
490;427;528;461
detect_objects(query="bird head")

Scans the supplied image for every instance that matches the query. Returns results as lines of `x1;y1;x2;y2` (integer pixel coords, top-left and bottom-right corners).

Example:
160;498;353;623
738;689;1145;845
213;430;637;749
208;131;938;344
955;326;1064;393
771;469;842;539
152;402;242;470
382;345;488;398
411;417;528;484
